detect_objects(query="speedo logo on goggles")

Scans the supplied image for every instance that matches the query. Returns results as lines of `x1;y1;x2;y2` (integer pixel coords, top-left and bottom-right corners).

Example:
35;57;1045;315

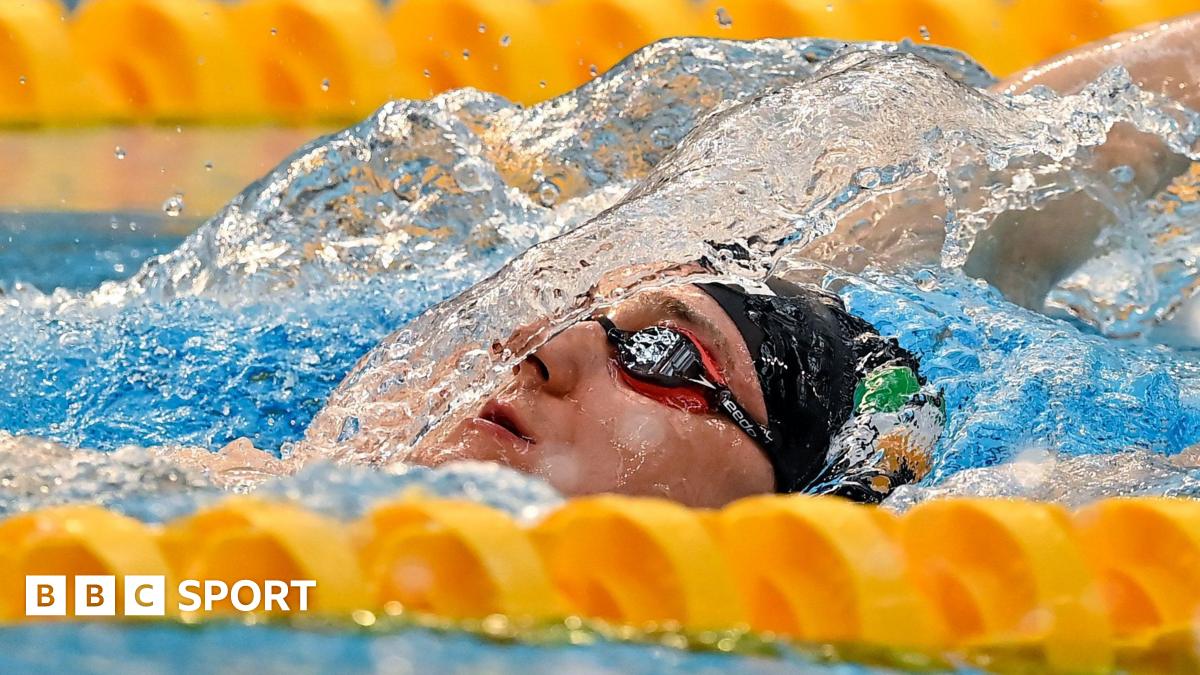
719;393;774;443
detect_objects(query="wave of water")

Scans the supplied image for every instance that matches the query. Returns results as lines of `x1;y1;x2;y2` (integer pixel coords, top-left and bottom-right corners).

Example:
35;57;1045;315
305;49;1200;472
1;36;1199;517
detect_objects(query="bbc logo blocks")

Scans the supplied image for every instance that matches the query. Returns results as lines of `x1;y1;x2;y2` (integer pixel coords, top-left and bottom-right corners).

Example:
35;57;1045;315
26;575;165;617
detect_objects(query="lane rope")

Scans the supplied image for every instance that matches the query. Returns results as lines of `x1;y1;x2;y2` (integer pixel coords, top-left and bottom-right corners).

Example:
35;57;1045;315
1;0;1198;124
4;494;1200;670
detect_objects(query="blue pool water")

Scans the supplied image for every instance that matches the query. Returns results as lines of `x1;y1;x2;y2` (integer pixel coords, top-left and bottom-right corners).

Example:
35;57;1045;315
0;622;926;675
0;249;427;452
0;213;187;291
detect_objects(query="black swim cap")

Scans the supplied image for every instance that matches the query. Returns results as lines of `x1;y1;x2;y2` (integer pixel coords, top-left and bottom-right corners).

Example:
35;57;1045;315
697;280;920;493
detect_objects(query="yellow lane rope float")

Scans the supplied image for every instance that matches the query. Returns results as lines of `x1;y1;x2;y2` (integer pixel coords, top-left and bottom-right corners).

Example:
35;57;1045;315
4;494;1200;672
3;0;1200;125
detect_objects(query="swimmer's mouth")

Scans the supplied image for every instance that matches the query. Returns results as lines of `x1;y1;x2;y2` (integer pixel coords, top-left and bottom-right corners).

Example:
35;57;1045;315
479;402;535;444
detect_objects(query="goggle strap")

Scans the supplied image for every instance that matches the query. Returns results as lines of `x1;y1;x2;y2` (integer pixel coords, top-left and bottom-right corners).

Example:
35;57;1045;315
715;388;774;445
593;315;623;342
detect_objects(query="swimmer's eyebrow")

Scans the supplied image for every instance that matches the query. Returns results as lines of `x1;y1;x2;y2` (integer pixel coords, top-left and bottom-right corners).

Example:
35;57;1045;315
655;296;719;335
644;294;737;377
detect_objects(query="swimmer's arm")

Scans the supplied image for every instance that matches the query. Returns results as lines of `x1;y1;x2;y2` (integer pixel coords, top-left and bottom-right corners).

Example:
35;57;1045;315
969;15;1200;306
993;15;1200;204
996;15;1200;105
793;19;1200;303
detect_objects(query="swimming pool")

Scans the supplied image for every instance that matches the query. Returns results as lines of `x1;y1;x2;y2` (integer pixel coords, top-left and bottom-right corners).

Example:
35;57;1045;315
3;35;1200;672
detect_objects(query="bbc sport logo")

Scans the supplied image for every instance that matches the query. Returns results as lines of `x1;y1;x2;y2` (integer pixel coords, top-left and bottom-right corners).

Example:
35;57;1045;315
26;576;316;616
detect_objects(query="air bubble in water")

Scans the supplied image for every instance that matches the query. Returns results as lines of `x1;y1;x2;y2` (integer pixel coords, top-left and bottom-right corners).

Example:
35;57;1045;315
18;76;26;86
918;25;931;41
477;22;486;33
589;64;599;77
114;146;126;160
462;49;470;60
423;69;431;78
500;34;511;47
270;27;278;36
162;194;185;218
321;78;330;92
715;7;733;28
204;161;214;171
537;181;560;207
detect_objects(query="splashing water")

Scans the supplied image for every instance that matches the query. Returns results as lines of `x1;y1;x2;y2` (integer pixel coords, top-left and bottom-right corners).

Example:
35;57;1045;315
304;52;1200;473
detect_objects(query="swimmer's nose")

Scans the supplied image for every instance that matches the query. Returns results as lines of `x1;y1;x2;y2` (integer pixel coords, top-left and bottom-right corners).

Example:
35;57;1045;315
521;321;603;396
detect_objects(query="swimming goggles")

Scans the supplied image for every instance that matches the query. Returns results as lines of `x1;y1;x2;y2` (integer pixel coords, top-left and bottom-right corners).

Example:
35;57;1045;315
594;315;774;448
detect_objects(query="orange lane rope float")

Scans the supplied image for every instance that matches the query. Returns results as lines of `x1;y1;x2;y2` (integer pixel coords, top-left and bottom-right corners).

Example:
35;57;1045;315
2;0;1200;124
4;494;1200;672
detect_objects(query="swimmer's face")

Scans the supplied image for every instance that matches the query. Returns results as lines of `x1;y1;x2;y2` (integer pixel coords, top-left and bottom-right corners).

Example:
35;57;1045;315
412;284;774;507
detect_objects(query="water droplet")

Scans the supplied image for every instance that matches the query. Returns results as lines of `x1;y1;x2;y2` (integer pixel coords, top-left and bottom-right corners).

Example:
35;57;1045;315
499;34;511;47
913;268;939;291
918;25;931;41
649;127;674;149
715;7;733;28
57;331;87;349
537;181;560;207
336;416;360;442
203;161;214;171
477;22;486;33
452;157;492;193
1011;169;1035;192
162;194;184;218
852;167;881;189
588;64;599;77
320;78;330;92
462;49;470;60
114;146;126;160
17;75;26;86
1109;164;1135;184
